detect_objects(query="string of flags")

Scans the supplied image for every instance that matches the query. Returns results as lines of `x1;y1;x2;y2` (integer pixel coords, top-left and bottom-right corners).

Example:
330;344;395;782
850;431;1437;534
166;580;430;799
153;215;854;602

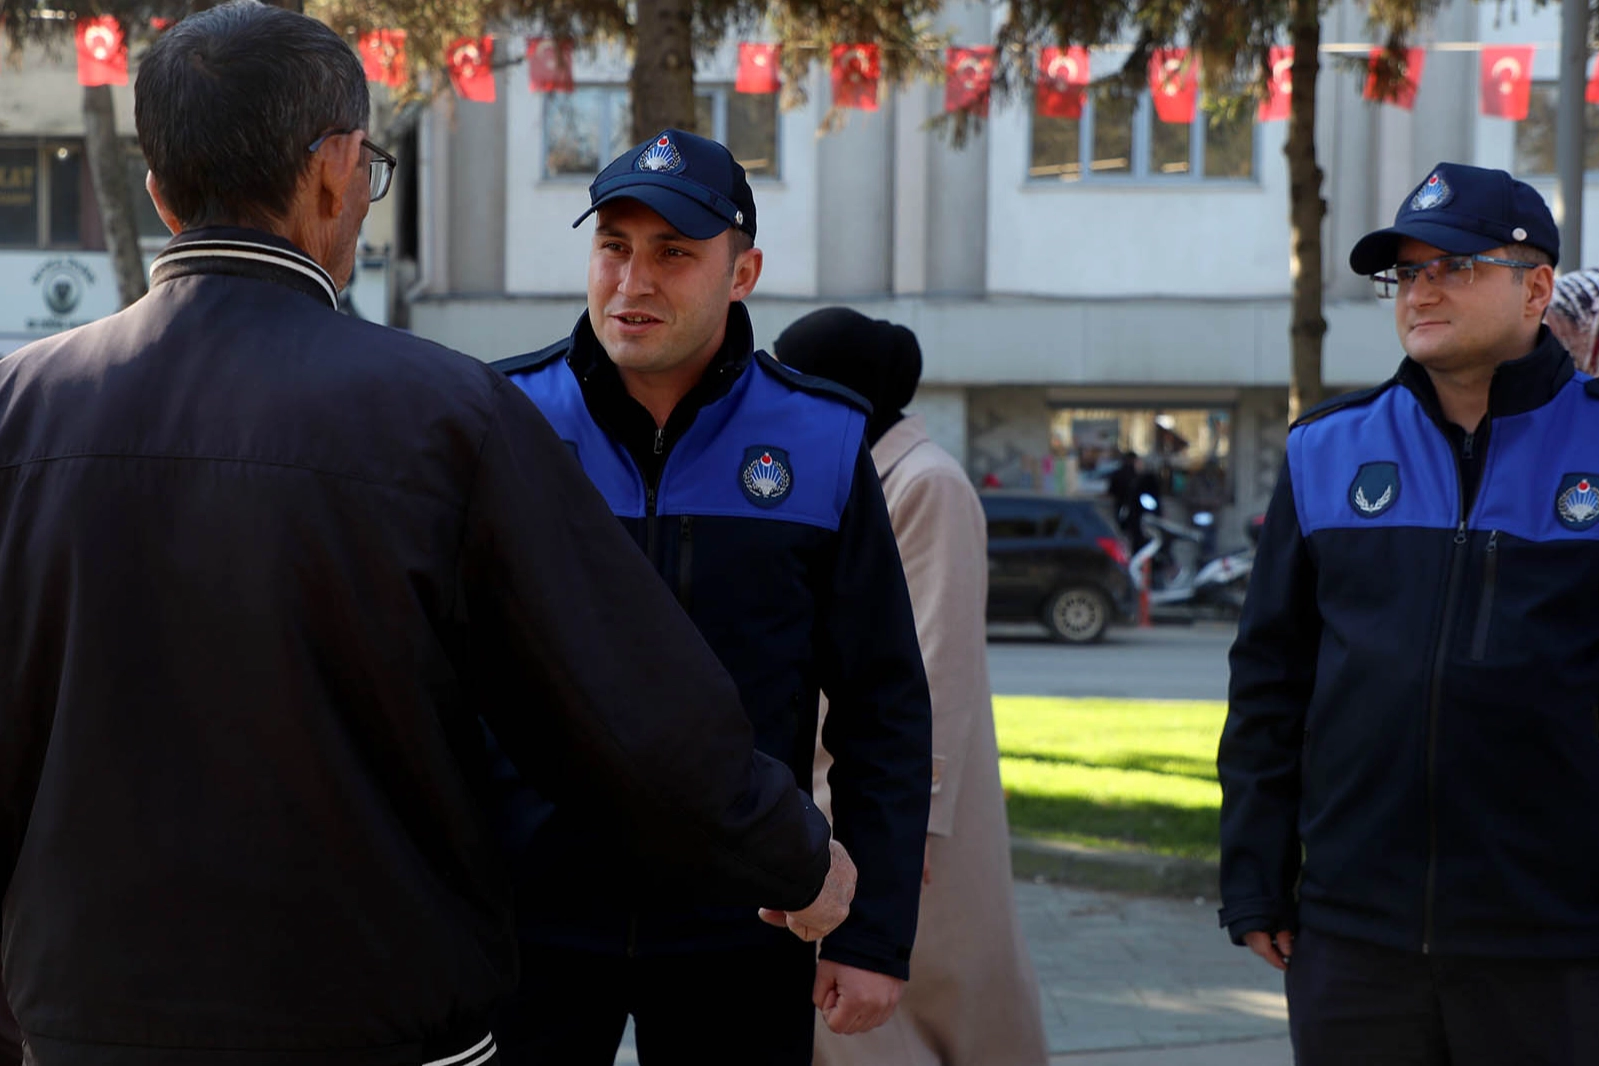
43;19;1577;125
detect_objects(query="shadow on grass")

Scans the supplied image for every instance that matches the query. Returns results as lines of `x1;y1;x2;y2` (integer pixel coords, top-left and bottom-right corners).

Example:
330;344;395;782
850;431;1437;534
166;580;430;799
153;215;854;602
1005;789;1220;860
999;749;1218;782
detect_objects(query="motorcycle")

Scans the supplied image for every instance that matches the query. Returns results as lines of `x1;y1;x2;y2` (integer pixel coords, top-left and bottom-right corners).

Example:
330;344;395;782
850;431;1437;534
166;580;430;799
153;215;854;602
1127;494;1256;618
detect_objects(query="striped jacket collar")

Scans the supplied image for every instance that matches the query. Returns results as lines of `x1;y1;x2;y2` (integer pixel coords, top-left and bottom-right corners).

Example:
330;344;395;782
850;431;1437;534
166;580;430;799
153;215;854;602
150;227;339;309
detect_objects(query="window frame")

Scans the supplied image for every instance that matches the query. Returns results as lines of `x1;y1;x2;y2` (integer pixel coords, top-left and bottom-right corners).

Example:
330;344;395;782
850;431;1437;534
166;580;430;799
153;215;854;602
1026;91;1258;186
540;84;781;182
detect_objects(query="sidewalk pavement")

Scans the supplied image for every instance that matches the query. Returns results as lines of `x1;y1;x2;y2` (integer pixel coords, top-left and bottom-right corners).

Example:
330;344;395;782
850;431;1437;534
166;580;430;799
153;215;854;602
613;877;1290;1065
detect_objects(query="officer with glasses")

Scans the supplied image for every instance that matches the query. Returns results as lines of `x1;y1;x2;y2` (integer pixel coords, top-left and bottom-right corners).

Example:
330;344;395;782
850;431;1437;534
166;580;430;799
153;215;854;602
1221;162;1599;1065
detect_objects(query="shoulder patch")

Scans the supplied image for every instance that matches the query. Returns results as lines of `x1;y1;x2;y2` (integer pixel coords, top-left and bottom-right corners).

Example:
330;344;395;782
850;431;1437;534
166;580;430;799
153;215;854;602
753;350;872;415
1292;380;1398;429
491;340;569;376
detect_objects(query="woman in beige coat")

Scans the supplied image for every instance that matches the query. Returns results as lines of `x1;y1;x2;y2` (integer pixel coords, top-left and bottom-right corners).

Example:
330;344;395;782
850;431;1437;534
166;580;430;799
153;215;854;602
776;309;1049;1066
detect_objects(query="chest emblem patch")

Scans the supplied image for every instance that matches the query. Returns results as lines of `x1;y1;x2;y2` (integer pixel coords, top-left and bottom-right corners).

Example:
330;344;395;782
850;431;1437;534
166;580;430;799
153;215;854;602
741;446;793;507
1348;461;1400;519
1555;473;1599;531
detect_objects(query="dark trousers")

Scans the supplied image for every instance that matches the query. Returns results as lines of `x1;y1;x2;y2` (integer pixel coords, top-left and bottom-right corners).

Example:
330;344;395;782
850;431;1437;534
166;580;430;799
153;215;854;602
1287;926;1599;1065
496;939;817;1066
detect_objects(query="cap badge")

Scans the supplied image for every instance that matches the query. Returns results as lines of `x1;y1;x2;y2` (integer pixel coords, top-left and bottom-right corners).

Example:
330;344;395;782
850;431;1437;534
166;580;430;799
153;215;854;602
637;134;685;174
740;445;793;508
1411;172;1453;212
1556;473;1599;531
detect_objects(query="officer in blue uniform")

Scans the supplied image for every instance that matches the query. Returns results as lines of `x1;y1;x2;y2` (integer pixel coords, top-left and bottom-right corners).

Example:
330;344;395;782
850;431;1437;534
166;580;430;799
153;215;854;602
1220;163;1599;1063
488;130;933;1065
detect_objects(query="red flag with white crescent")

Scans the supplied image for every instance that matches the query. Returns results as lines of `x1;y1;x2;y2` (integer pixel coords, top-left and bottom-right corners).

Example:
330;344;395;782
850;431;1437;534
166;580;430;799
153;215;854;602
831;44;880;111
358;30;407;89
1148;49;1198;124
1258;46;1293;123
944;46;995;116
1480;45;1533;120
736;43;781;94
526;37;573;93
1364;47;1425;110
76;16;127;88
1037;46;1089;119
447;37;495;103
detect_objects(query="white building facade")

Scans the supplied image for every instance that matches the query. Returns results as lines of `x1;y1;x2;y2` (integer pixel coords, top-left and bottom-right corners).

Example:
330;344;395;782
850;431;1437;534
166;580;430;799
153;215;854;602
1;0;1594;541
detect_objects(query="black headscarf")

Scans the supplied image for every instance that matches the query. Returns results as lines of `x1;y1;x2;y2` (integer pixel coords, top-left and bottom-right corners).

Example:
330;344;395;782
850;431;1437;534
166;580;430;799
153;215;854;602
773;307;923;447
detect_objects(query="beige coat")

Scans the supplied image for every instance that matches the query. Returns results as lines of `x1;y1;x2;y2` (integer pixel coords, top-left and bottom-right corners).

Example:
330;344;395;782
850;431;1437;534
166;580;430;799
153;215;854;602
813;416;1048;1066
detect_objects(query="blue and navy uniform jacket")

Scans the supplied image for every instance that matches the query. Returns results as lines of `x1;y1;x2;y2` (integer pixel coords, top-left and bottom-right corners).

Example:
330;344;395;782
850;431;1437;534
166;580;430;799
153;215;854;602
1219;329;1599;958
487;304;933;979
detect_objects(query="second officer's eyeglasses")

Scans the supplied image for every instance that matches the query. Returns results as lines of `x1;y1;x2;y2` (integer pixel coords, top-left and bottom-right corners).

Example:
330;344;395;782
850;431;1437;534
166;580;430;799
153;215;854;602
307;129;397;203
1372;253;1544;300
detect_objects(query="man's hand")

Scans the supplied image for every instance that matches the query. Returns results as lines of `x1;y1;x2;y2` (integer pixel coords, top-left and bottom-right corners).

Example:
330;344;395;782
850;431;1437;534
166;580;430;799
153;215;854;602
1244;929;1294;971
759;838;856;941
812;960;905;1035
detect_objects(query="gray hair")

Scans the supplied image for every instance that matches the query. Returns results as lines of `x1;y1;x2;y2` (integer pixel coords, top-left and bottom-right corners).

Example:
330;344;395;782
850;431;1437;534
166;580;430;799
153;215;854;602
134;0;369;229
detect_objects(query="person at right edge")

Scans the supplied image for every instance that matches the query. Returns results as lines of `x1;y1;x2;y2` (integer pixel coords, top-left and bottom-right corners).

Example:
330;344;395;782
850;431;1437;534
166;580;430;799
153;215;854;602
1219;161;1599;1064
777;307;1050;1066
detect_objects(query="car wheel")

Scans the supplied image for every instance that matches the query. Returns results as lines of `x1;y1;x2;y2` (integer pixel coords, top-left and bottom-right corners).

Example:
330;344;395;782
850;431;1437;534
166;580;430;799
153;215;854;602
1043;586;1111;644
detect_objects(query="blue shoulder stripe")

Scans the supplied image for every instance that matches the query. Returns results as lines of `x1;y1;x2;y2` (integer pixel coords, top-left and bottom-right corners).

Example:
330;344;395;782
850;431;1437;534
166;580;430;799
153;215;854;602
754;351;872;415
491;340;569;376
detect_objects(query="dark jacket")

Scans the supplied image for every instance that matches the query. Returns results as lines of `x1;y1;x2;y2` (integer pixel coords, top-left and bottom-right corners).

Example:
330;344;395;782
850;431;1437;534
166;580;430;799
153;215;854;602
0;229;832;1066
1219;330;1599;958
490;307;932;979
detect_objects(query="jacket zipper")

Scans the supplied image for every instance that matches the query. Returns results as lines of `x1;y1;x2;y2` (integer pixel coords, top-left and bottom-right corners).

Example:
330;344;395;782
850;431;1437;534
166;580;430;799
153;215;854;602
1422;426;1480;954
677;516;694;609
644;429;666;559
1469;531;1500;661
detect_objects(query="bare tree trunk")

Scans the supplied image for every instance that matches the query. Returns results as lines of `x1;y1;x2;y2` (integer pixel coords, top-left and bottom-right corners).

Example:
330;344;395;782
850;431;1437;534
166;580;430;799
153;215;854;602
83;84;148;309
1285;0;1326;424
630;0;698;142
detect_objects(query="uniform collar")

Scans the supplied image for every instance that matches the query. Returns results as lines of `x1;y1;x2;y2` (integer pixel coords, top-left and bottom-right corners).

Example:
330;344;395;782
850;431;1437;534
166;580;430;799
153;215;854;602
1397;325;1575;424
149;227;340;309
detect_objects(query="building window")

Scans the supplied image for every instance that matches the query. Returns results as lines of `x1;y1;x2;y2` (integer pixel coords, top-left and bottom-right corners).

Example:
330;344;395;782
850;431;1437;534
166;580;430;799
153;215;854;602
1029;93;1254;182
543;86;780;179
0;138;167;248
1513;82;1599;176
1052;406;1234;510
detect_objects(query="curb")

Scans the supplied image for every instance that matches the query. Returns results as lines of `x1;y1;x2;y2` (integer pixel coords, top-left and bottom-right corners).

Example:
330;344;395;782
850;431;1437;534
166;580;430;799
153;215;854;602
1010;835;1219;899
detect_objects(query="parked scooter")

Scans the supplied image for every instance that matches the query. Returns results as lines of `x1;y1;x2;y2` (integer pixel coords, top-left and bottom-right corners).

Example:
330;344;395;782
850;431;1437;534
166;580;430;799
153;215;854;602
1128;494;1255;618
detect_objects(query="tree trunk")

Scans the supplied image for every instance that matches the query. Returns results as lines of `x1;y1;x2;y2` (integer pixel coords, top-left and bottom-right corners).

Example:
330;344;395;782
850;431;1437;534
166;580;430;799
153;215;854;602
1285;0;1327;424
82;84;148;309
629;0;698;142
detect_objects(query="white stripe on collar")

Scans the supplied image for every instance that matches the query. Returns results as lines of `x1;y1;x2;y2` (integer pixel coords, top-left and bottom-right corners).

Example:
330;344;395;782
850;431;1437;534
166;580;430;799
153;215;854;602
153;240;339;308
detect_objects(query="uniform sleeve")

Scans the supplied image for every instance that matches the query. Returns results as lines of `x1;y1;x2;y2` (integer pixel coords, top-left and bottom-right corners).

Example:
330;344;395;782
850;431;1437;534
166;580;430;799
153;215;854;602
1217;458;1320;944
891;465;989;837
816;443;933;980
456;379;833;911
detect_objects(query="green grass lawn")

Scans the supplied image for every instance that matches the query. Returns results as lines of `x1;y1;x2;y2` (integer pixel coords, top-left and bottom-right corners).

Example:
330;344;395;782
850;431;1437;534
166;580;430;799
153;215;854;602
995;696;1226;861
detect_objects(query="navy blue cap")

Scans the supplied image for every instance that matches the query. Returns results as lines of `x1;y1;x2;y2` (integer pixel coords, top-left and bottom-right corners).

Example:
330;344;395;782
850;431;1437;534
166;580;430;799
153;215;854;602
1350;162;1558;274
572;129;756;241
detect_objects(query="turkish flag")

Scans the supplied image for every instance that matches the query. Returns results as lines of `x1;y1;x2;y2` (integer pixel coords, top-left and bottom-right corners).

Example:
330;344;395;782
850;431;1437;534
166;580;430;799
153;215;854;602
359;30;407;89
1480;45;1533;120
447;37;495;103
1037;46;1089;119
1258;46;1294;122
1148;49;1198;124
945;46;995;116
526;38;573;93
736;43;780;94
76;16;127;87
1364;47;1425;110
832;44;880;111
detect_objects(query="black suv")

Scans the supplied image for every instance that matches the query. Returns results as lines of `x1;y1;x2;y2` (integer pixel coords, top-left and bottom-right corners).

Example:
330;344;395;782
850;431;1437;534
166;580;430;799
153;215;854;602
980;492;1134;643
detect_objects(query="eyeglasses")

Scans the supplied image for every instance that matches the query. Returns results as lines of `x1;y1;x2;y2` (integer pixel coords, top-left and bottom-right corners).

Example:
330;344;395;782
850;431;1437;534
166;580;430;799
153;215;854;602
307;129;397;203
1372;253;1543;300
